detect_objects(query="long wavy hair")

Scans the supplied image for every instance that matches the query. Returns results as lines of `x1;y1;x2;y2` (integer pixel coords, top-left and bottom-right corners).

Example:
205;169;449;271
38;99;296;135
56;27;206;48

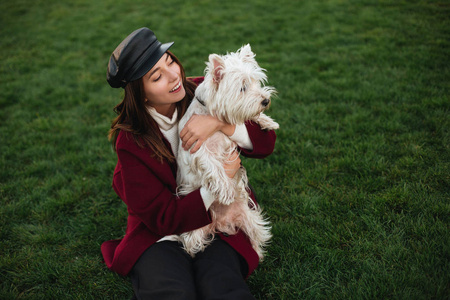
108;51;197;163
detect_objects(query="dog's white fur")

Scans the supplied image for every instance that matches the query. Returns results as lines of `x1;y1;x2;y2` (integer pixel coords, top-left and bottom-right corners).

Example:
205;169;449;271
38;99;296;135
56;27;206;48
176;44;279;260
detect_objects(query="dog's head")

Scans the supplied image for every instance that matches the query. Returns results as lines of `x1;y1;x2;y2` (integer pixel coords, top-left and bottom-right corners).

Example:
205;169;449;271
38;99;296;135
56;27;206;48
197;44;276;124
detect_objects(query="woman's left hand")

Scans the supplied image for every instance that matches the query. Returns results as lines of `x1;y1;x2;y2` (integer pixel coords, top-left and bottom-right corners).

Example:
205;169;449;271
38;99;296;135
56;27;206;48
180;114;236;153
224;150;241;178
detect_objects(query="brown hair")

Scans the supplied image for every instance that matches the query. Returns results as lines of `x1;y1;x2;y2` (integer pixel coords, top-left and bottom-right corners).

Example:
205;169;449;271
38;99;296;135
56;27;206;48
108;51;197;163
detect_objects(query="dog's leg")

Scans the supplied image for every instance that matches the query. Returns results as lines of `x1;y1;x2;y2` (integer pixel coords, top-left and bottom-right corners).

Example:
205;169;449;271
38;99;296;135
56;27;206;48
187;139;238;205
179;224;216;257
214;199;272;260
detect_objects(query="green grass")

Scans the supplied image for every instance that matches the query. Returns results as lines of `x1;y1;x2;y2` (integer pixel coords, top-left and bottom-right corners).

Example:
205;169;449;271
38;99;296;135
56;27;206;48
1;0;448;299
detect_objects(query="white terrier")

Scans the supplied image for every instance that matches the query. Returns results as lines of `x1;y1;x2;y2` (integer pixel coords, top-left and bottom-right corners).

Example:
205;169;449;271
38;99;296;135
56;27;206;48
176;44;279;260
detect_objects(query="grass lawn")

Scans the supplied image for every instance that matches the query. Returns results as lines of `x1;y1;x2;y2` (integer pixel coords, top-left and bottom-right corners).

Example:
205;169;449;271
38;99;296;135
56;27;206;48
1;0;449;299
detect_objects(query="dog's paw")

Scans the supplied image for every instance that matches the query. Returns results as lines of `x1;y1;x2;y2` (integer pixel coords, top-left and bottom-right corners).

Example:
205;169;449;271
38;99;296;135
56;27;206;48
265;121;279;131
253;113;279;130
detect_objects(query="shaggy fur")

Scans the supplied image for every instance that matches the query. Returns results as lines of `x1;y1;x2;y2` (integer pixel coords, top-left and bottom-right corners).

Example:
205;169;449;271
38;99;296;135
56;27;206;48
176;44;279;260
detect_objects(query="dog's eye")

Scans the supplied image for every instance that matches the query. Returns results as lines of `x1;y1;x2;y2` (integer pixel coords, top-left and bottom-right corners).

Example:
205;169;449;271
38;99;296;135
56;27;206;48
240;86;247;93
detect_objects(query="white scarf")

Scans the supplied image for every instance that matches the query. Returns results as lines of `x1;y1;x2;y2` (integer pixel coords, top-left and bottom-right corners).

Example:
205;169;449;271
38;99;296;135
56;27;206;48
147;106;179;159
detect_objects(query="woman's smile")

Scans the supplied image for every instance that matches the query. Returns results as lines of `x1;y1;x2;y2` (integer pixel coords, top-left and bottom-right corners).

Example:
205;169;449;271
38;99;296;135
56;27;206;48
170;81;182;93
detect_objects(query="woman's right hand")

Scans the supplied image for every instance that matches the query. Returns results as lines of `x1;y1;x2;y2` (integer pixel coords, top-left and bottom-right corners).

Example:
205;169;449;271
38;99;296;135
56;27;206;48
224;151;241;178
180;114;236;153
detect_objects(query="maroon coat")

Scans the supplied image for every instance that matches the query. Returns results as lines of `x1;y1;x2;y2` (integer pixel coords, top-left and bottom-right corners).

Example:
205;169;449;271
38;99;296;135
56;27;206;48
101;77;277;278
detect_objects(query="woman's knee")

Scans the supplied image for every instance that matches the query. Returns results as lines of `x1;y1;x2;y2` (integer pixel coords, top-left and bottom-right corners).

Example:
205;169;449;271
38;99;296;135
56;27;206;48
130;241;197;300
193;238;254;300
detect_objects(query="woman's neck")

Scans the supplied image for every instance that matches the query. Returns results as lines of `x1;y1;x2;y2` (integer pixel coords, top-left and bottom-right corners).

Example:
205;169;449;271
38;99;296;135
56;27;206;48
152;103;176;118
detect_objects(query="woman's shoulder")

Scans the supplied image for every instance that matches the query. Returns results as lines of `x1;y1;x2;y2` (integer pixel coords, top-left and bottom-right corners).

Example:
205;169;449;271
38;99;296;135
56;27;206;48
187;76;204;86
115;130;159;164
116;130;134;148
116;130;146;154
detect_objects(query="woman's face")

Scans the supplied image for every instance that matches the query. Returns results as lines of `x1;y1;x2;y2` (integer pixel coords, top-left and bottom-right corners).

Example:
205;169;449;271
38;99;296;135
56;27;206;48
142;53;186;116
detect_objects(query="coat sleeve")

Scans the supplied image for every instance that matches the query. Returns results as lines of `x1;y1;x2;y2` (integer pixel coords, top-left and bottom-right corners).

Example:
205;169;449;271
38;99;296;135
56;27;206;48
239;121;277;159
114;145;212;237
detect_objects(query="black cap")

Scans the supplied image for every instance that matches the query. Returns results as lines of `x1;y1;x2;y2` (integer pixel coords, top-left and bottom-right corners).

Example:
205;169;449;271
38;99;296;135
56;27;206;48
107;28;174;88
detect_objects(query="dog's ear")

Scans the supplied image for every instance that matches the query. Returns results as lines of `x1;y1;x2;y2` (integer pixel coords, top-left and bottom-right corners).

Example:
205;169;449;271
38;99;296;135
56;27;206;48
240;44;255;62
209;54;224;84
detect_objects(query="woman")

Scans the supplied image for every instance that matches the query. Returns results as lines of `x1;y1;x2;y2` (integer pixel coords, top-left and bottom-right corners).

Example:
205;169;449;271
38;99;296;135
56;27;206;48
102;27;276;299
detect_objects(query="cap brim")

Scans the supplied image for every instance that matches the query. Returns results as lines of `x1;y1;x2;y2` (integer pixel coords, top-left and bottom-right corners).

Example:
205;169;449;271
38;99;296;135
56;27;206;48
129;41;174;82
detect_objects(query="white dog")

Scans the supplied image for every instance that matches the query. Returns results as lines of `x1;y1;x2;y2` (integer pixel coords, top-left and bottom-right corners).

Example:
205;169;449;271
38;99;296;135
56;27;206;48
176;44;279;260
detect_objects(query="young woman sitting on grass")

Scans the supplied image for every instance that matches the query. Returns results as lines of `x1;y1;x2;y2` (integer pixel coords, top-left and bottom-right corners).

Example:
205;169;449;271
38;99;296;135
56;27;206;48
101;27;276;300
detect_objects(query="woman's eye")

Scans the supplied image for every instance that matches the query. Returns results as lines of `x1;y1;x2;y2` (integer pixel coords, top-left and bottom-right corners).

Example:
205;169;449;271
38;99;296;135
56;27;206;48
153;75;161;82
169;59;175;65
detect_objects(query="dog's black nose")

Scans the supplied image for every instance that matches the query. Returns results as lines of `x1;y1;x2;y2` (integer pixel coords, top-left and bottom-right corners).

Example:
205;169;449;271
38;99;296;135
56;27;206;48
261;99;270;107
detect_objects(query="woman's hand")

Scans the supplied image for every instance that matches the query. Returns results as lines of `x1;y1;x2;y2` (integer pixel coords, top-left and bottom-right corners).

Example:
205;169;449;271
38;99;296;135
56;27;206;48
224;151;241;178
180;114;236;153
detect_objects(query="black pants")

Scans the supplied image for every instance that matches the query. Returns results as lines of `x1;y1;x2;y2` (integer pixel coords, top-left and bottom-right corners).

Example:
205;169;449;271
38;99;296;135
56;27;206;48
130;238;255;300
